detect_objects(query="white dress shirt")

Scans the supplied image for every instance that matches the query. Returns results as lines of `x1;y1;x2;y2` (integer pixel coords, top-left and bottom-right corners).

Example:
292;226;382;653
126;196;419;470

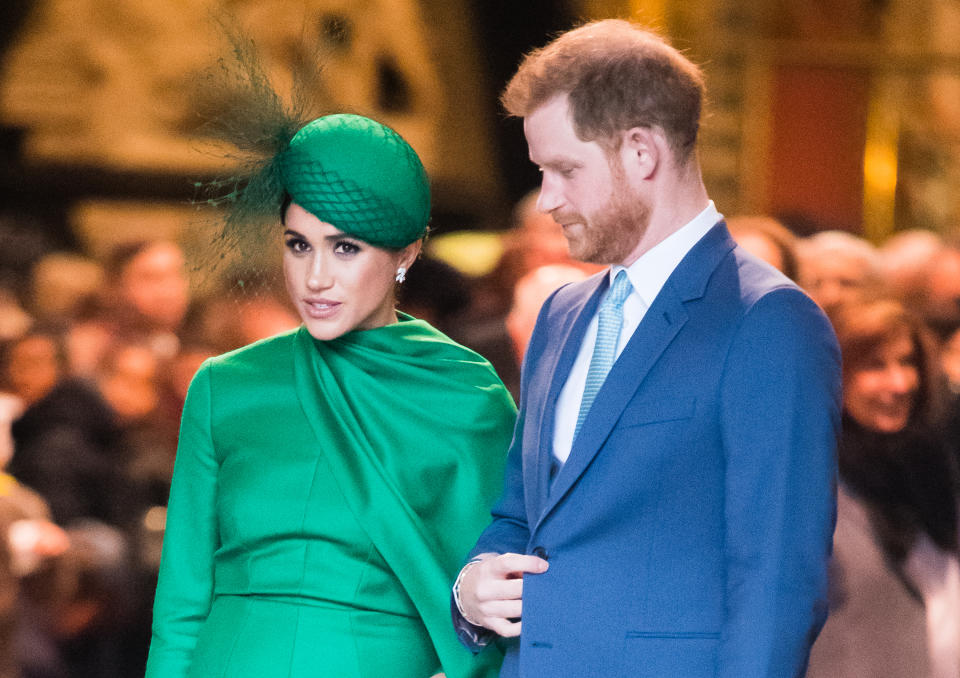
551;202;722;463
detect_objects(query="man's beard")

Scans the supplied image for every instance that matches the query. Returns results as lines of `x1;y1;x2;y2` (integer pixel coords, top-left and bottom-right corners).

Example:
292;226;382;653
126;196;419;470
562;175;650;265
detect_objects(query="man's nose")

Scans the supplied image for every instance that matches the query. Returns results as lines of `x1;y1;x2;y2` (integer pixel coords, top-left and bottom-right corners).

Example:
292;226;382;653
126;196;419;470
536;176;564;214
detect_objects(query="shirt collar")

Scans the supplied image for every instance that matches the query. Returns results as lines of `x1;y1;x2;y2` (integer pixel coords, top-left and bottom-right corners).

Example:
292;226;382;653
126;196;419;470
611;201;722;308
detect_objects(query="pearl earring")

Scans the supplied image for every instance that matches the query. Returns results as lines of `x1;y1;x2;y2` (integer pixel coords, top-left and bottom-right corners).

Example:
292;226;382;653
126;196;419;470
395;267;407;283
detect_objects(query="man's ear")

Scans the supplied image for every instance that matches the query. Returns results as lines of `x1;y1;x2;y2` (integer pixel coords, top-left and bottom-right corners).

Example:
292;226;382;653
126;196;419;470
620;126;665;180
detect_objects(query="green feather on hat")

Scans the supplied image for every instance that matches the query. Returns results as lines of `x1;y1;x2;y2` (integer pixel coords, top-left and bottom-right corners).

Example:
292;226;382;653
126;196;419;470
196;26;430;257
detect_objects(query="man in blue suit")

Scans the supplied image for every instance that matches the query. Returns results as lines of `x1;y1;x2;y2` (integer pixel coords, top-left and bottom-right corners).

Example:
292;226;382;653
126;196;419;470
452;19;842;678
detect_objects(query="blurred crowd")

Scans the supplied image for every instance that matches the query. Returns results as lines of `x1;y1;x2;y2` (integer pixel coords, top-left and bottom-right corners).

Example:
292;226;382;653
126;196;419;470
1;197;960;676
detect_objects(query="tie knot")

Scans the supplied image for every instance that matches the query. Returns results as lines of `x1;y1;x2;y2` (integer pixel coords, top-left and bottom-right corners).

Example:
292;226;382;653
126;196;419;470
603;270;632;312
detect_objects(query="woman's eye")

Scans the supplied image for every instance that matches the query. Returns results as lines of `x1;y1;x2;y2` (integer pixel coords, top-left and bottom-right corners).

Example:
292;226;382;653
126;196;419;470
334;240;361;256
284;237;310;254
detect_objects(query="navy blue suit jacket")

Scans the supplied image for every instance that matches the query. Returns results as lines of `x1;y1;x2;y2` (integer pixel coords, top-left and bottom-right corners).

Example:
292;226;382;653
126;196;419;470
458;223;842;677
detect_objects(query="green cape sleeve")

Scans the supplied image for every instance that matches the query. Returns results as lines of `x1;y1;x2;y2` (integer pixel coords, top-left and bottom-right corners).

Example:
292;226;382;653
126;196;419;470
145;362;219;678
293;323;515;678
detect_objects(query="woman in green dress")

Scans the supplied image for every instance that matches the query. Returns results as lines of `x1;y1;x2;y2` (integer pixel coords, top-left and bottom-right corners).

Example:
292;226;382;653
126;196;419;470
144;114;515;678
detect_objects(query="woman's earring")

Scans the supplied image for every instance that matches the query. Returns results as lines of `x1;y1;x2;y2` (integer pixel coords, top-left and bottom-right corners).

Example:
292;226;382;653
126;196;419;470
395;267;407;283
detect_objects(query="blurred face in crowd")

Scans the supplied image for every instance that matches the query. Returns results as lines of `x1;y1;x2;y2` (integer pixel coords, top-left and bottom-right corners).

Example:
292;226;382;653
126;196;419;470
507;264;589;362
943;328;960;392
98;343;159;422
282;203;420;341
169;347;216;404
6;335;60;406
924;248;960;333
727;217;798;279
121;242;190;331
527;95;649;265
801;253;875;314
735;232;785;273
517;206;576;271
844;330;919;434
236;298;299;346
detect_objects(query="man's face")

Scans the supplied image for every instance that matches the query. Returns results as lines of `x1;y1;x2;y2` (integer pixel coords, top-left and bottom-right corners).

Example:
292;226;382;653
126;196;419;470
524;95;649;265
121;242;189;331
801;253;874;315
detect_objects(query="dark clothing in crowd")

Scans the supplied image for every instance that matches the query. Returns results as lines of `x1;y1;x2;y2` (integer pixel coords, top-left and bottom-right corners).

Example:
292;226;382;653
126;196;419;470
9;380;125;529
808;414;960;677
838;415;960;563
7;379;152;678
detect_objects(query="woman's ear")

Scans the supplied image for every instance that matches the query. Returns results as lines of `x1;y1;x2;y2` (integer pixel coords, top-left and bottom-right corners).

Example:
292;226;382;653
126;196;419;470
399;239;423;271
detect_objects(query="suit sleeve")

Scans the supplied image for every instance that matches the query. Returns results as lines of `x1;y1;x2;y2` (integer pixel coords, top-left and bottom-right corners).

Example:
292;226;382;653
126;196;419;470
466;281;566;562
468;404;531;559
468;284;570;560
718;287;841;678
453;388;532;650
145;362;220;677
453;287;568;649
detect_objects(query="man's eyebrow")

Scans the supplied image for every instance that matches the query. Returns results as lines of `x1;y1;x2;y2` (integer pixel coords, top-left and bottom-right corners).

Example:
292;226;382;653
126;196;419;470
533;157;582;169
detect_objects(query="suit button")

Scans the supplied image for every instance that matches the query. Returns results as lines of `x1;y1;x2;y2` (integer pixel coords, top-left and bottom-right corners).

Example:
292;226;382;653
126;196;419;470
532;546;548;561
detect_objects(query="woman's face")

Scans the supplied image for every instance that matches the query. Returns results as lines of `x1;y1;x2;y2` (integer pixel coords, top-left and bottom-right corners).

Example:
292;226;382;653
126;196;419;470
845;332;920;433
282;203;419;341
6;335;60;405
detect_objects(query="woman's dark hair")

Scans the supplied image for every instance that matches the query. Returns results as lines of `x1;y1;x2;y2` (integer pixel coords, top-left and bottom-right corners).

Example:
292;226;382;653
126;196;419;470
839;416;960;562
832;298;959;561
280;192;292;225
831;298;944;428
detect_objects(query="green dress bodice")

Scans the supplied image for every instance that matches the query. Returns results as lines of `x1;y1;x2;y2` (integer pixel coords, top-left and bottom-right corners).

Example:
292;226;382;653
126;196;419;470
145;319;515;677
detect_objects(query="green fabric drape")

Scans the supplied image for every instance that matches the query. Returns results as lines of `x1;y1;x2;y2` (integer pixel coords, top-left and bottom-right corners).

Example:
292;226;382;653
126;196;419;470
146;318;514;677
292;317;513;678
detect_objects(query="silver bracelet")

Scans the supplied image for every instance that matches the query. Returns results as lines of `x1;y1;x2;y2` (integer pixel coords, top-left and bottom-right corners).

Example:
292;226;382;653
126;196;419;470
453;557;486;625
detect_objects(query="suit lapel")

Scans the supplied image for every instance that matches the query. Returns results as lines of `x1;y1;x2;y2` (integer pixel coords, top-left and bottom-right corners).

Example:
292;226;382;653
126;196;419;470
524;274;607;523
541;284;688;518
537;222;737;522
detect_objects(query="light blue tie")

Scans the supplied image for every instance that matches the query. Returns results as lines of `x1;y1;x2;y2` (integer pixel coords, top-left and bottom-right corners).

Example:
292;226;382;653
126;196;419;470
574;270;633;440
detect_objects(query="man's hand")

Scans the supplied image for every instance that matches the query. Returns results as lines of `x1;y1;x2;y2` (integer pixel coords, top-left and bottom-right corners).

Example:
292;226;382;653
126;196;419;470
457;553;548;637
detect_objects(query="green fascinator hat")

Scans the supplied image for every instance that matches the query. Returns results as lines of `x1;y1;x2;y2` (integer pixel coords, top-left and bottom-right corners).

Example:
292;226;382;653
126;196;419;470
280;114;430;249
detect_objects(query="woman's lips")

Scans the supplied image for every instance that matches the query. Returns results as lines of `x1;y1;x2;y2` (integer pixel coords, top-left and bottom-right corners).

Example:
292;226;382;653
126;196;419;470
871;398;912;422
303;299;342;319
